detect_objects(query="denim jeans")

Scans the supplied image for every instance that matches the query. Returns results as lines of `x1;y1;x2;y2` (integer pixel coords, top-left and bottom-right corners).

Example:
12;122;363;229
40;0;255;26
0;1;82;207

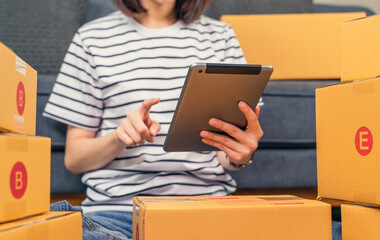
51;200;342;240
332;220;342;240
50;201;132;240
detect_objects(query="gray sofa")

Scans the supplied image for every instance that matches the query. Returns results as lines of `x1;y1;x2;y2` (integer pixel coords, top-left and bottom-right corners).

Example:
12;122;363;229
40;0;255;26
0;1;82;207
1;0;375;194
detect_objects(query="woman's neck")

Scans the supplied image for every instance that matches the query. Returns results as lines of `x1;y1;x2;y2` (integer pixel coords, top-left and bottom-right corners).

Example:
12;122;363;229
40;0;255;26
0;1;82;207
133;0;176;28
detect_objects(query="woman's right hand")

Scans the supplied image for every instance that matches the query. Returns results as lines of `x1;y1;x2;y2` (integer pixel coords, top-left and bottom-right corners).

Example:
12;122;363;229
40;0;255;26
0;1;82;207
114;97;161;146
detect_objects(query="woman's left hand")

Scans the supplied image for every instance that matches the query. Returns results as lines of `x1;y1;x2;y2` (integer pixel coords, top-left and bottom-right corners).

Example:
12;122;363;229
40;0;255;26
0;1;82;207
200;101;263;165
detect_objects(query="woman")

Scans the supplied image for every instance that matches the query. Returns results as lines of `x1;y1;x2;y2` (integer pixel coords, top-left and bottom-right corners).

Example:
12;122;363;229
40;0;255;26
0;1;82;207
46;0;263;239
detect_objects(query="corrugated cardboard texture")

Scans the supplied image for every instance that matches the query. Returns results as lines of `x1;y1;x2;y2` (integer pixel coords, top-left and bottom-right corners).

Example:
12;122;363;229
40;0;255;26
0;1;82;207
0;42;37;135
342;205;380;240
341;15;380;82
316;77;380;206
0;134;50;223
0;211;82;240
221;12;366;80
133;195;331;240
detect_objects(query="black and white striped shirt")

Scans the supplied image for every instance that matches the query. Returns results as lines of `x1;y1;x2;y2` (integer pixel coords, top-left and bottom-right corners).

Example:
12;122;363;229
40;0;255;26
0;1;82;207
44;11;252;213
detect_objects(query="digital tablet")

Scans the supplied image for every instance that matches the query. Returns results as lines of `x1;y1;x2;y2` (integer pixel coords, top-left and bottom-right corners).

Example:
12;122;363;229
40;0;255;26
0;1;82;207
163;63;273;152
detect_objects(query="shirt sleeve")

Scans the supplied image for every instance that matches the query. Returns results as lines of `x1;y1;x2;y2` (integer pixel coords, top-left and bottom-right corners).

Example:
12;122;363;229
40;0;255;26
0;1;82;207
223;25;264;107
43;32;103;131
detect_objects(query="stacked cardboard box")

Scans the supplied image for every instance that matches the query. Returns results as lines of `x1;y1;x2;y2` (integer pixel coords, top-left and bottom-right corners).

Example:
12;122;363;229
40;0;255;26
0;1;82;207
316;15;380;239
341;204;380;239
0;42;82;239
132;195;332;240
0;211;82;240
221;12;366;80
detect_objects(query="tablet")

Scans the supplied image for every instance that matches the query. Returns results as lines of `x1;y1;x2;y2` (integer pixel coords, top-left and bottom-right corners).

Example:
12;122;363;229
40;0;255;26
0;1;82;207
163;63;273;152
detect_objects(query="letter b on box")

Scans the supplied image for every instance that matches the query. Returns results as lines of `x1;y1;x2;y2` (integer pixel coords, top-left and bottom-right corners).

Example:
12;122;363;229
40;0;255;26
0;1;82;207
10;162;28;199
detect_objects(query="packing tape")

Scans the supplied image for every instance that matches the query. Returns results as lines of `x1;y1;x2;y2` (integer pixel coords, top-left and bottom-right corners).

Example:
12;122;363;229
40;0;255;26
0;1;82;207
13;115;25;134
3;201;26;222
258;196;303;201
0;218;48;239
6;136;28;152
352;78;375;96
0;212;73;232
31;220;49;239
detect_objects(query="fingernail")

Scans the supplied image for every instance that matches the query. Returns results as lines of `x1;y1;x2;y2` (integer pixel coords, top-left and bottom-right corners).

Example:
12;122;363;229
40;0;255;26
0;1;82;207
200;131;208;137
239;101;248;110
209;118;218;126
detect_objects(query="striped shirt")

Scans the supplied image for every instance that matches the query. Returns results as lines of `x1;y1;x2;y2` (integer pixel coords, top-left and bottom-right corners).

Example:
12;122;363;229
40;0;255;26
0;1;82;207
44;11;253;213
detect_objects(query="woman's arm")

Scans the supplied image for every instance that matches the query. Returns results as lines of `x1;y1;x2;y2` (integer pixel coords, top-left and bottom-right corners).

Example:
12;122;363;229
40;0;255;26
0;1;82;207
64;98;161;174
64;126;125;174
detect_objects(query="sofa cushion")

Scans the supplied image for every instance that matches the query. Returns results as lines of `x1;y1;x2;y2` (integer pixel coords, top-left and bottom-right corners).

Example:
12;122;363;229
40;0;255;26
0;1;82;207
205;0;313;20
313;4;375;16
37;75;67;147
37;75;86;194
50;151;86;193
259;80;338;147
82;0;117;24
228;148;317;189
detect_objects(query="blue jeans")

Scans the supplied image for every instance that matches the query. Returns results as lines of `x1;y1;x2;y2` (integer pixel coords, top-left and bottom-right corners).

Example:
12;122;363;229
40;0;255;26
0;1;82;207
50;201;132;240
51;201;342;240
332;220;342;240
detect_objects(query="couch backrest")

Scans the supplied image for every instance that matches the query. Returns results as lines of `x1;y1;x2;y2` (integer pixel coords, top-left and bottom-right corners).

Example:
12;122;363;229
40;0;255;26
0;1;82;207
82;0;117;23
0;0;87;75
204;0;313;20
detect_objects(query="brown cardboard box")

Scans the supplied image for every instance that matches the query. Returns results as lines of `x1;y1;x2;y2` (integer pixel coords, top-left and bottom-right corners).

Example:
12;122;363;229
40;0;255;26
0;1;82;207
0;211;82;240
221;12;366;80
316;77;380;206
341;204;380;240
0;42;37;135
0;134;50;223
341;15;380;82
133;195;332;240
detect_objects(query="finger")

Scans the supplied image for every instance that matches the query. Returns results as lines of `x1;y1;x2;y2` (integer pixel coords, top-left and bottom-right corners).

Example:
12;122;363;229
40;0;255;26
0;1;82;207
201;130;252;161
128;114;154;142
149;121;161;136
138;98;160;117
255;106;260;118
238;101;260;131
200;130;248;154
201;138;243;162
115;128;135;146
208;118;245;142
123;118;145;144
208;118;261;150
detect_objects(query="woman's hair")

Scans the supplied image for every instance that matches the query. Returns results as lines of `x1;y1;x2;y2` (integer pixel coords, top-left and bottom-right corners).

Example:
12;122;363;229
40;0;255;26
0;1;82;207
113;0;212;24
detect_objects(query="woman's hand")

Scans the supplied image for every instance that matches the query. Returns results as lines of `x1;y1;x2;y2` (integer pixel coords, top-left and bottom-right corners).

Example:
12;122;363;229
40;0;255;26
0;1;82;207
200;101;263;165
114;97;161;146
64;97;161;174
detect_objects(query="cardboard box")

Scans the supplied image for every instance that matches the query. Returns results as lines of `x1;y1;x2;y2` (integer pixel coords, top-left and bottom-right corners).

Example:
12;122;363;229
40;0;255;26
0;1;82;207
341;15;380;82
0;42;37;135
341;204;380;240
0;134;50;223
221;12;366;80
133;195;332;240
316;77;380;206
0;211;82;240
